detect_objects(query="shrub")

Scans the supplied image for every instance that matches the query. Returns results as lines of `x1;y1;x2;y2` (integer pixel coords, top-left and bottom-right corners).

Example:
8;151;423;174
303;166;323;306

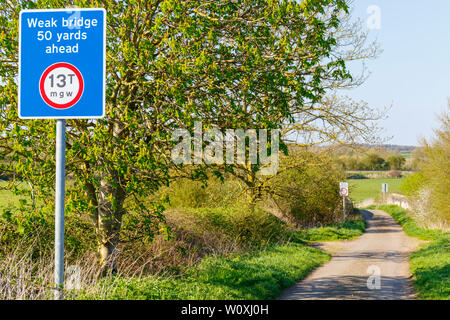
386;155;406;170
0;202;97;260
175;206;290;247
402;109;449;227
266;150;345;227
346;173;368;179
156;175;244;209
400;172;426;196
386;170;402;178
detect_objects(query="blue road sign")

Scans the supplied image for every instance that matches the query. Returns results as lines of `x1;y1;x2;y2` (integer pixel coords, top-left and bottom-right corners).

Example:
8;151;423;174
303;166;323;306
19;8;106;119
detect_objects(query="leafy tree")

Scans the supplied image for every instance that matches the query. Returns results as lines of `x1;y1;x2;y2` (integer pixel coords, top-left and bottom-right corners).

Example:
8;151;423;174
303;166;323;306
346;157;359;170
418;107;450;224
209;4;384;203
361;153;387;170
386;155;405;170
400;172;426;196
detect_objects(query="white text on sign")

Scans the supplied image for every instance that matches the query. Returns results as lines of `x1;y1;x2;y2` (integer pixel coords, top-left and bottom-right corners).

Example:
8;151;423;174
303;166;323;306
26;17;98;54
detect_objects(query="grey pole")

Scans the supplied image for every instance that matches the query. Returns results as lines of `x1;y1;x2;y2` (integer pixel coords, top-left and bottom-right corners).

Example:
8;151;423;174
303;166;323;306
54;119;66;300
343;196;346;222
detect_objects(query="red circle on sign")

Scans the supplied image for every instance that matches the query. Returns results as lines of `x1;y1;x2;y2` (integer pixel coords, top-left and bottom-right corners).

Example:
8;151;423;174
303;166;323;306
39;62;84;109
340;188;348;196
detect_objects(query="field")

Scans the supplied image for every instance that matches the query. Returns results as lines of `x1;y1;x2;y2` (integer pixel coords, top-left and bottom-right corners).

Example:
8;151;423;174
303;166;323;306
348;178;404;203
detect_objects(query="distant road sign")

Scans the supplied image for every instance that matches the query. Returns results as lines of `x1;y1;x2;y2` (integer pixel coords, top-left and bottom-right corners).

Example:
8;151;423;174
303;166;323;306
339;182;349;197
382;183;388;193
19;8;106;119
340;187;349;197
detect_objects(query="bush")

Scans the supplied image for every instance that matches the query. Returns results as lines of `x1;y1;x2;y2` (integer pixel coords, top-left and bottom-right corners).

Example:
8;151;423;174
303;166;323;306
266;150;345;227
0;202;97;260
156;175;244;209
387;170;402;178
402;109;449;226
173;206;290;247
346;173;368;179
400;172;426;196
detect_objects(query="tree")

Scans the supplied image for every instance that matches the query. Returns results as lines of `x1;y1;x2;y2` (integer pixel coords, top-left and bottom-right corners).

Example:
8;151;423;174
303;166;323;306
0;0;357;274
361;153;386;170
264;146;345;227
418;107;450;224
221;6;385;204
386;155;405;170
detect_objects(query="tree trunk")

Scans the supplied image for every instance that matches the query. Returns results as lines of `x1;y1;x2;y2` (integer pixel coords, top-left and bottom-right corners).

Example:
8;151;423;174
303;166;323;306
98;231;120;276
245;163;259;207
97;174;126;276
96;116;128;276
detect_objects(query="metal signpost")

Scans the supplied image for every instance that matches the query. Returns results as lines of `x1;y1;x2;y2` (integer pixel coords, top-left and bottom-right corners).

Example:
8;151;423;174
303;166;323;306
382;183;388;203
339;182;349;222
18;8;106;299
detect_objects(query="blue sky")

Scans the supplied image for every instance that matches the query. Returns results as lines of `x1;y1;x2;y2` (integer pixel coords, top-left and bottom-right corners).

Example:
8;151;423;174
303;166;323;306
345;0;450;146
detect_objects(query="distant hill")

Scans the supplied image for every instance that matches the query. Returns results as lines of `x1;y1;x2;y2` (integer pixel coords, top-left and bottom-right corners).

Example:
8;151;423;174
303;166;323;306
285;143;418;157
359;144;417;152
357;144;417;158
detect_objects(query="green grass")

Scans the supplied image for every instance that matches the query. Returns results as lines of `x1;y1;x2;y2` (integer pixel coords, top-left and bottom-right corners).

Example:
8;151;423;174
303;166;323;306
409;237;450;300
0;181;31;209
293;217;366;242
349;178;404;203
400;152;412;158
82;243;330;300
377;205;444;240
378;205;450;300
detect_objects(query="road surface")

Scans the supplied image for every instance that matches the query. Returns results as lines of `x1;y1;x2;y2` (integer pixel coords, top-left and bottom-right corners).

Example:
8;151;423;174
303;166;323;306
279;209;423;300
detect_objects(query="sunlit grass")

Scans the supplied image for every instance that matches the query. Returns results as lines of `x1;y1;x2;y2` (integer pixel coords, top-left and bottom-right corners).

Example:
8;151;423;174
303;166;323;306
293;213;366;242
80;243;330;300
349;178;404;203
0;181;32;209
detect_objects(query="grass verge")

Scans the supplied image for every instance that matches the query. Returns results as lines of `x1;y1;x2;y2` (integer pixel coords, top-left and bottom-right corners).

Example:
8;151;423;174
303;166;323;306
377;205;444;240
377;205;450;300
81;243;330;300
293;210;366;242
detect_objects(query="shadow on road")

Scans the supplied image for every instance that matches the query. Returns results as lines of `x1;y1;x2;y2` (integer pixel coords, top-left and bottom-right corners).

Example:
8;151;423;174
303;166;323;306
280;274;415;300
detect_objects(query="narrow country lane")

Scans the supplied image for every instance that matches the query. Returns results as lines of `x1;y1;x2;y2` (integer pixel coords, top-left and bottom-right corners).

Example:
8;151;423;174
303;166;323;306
279;210;424;300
